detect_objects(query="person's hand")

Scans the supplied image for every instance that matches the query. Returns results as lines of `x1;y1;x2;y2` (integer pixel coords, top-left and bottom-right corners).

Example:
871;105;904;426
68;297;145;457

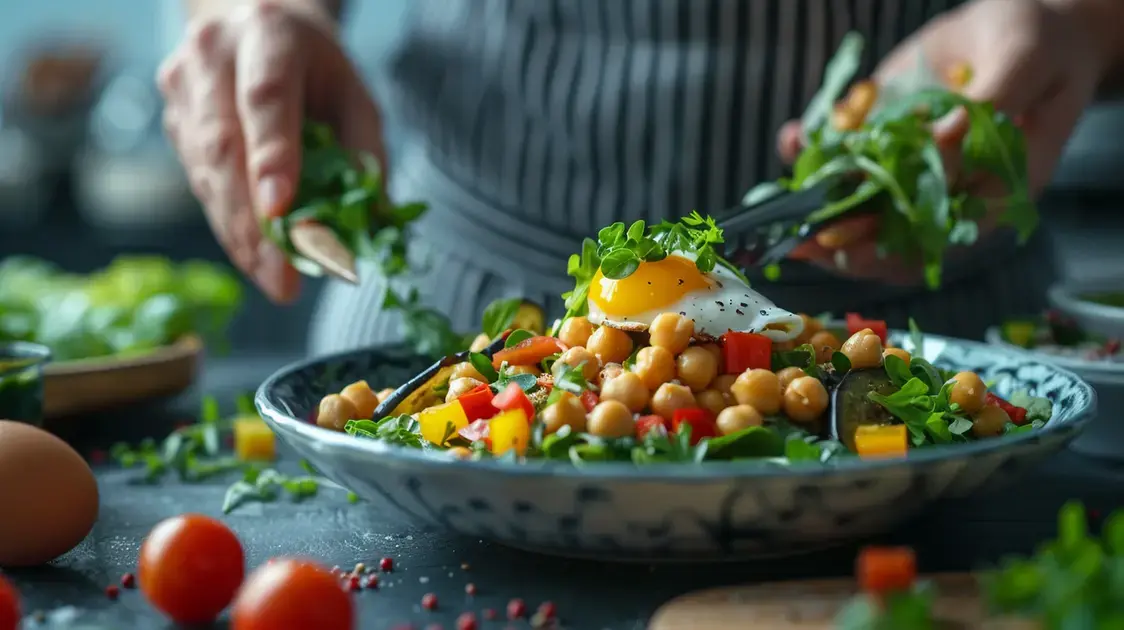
774;0;1104;283
158;1;386;303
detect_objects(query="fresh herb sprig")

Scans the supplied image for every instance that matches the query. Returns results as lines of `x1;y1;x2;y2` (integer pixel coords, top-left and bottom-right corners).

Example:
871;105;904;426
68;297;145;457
745;32;1036;289
559;212;748;325
262;121;427;280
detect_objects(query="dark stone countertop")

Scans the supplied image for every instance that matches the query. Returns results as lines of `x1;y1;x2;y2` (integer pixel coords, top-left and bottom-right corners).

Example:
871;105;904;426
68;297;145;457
5;354;1124;630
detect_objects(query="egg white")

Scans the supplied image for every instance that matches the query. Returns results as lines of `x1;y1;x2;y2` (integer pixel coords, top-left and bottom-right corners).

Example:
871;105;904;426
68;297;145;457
586;251;804;342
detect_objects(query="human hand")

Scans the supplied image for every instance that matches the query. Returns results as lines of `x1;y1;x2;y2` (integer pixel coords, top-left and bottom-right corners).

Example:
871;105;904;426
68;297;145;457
158;1;386;303
775;0;1104;284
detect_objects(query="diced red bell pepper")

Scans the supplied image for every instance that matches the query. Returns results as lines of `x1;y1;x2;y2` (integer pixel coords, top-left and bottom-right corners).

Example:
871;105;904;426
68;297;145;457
986;392;1028;425
857;546;917;595
456;383;497;422
459;419;491;442
846;313;888;345
580;390;599;413
635;415;670;440
491;336;568;369
721;331;772;374
671;408;718;445
492;382;535;423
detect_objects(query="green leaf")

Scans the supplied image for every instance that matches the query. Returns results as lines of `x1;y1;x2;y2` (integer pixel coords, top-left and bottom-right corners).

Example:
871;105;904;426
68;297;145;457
504;329;535;348
481;298;522;339
469;352;499;383
599;249;640;279
800;32;864;136
883;353;913;387
705;426;785;459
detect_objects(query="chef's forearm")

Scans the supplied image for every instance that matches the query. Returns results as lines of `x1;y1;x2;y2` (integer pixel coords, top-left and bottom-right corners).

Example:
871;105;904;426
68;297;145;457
184;0;345;23
1046;0;1124;94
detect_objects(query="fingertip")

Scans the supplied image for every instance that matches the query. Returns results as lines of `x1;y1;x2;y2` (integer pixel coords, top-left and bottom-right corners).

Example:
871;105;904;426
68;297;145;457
255;239;301;304
776;120;804;164
255;175;294;219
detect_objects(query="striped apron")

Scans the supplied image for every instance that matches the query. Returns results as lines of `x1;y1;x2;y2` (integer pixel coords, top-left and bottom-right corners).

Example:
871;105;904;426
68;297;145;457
309;0;1056;355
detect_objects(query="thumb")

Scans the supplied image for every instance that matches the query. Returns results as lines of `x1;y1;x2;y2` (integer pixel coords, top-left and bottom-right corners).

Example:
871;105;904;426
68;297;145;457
236;13;305;219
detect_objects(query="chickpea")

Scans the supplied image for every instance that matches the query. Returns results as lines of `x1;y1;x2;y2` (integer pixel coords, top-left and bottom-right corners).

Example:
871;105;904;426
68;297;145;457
883;347;911;364
845;80;878;120
711;374;737;395
558;316;594;348
795;313;824;344
587;400;636;438
317;394;358;432
507;364;541;377
469;333;492;352
541;392;588;434
731;369;782;415
450;361;486;382
599;362;624;385
700;343;724;372
446;377;485;403
972;404;1009;438
716;404;764;435
949;371;988;414
696;389;730;417
553;346;600;383
648;313;695;355
587;325;634;365
676;346;719;392
808;330;842;364
632;346;676;391
783;376;829;424
447;446;473;460
776;366;806;392
600;371;650;413
650;383;697;421
376;388;395;403
841;329;883;370
340;380;380;419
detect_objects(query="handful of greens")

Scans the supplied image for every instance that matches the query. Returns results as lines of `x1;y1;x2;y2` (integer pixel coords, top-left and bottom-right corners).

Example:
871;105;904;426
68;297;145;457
261;121;427;281
746;32;1036;288
0;255;242;361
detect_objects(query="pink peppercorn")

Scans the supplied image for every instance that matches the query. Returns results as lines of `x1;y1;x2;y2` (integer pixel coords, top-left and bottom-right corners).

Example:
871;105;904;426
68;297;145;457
380;557;394;572
482;608;498;620
464;583;477;596
105;585;120;601
455;612;478;630
365;575;380;589
421;592;439;610
538;601;557;619
507;598;527;619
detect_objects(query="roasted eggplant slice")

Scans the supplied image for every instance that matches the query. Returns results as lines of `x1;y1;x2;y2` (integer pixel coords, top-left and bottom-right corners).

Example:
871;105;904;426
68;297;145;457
830;367;898;452
372;336;507;420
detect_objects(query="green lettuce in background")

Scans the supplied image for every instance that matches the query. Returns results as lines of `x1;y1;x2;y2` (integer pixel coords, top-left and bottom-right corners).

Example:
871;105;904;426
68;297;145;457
0;255;242;361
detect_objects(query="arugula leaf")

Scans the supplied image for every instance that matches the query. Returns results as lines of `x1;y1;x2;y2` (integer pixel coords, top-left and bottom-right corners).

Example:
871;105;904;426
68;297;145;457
705;426;785;459
344;415;425;449
546;361;591;405
1007;390;1053;423
867;377;935;445
468;352;499;383
482;298;522;340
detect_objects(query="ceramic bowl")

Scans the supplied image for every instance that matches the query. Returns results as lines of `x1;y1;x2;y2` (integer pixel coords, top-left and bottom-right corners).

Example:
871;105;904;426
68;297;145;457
985;326;1124;460
1047;279;1124;341
256;332;1096;562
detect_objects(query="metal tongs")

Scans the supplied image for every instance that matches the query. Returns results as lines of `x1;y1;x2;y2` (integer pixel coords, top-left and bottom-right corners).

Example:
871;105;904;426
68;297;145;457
716;183;849;268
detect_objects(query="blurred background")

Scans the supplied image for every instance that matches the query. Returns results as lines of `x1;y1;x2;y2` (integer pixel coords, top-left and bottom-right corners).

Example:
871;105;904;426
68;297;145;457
0;0;1122;357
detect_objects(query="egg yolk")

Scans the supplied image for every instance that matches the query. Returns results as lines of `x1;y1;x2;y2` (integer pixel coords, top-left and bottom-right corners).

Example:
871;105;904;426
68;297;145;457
589;255;713;317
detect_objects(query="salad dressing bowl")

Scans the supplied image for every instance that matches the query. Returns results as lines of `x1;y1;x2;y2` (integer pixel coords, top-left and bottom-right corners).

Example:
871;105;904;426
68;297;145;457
256;331;1095;561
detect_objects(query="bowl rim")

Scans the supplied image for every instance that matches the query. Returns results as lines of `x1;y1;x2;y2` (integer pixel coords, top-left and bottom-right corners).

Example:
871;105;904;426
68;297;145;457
983;326;1124;379
256;330;1097;481
1048;280;1124;321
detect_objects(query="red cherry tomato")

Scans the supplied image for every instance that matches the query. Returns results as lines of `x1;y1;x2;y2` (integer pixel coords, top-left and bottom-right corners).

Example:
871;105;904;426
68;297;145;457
138;514;245;624
0;575;19;630
231;558;354;630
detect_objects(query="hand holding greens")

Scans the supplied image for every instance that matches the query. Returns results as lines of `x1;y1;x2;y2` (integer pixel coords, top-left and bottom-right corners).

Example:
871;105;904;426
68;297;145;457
746;32;1036;288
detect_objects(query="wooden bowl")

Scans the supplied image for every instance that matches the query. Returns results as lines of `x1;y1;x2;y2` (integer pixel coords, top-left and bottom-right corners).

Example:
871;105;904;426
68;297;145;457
43;335;203;418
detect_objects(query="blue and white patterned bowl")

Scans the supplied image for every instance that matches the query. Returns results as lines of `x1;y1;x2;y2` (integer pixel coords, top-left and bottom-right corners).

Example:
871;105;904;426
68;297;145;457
256;331;1096;561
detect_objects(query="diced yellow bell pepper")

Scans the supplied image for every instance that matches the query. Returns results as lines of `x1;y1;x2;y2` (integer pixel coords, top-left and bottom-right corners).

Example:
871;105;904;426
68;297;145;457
489;408;530;456
233;415;276;461
855;425;908;459
1001;320;1037;349
418;401;469;446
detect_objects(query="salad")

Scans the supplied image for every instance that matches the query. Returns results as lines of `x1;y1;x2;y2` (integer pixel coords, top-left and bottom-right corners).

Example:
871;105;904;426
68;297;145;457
1001;310;1121;362
0;255;242;361
314;215;1052;465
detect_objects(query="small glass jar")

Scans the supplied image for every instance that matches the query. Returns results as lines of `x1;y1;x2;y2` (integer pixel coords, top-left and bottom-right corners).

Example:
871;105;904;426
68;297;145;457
0;341;51;426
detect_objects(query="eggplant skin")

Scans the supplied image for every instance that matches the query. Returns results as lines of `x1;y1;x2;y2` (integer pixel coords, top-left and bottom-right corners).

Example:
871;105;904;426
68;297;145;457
830;367;897;452
373;335;508;420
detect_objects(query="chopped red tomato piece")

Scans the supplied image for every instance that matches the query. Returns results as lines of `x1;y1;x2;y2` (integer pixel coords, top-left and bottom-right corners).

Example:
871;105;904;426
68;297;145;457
721;331;772;374
456;384;497;422
459;419;491;443
986;392;1027;425
635;415;670;440
671;408;718;445
491;336;568;369
856;547;917;595
845;313;888;344
580;390;599;412
491;382;535;422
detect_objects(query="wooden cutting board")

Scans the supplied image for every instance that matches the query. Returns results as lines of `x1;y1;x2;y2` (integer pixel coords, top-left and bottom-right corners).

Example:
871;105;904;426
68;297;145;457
648;573;1034;629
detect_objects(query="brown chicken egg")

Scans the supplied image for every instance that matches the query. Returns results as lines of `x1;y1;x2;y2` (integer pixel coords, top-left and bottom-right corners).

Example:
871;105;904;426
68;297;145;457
0;420;99;567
